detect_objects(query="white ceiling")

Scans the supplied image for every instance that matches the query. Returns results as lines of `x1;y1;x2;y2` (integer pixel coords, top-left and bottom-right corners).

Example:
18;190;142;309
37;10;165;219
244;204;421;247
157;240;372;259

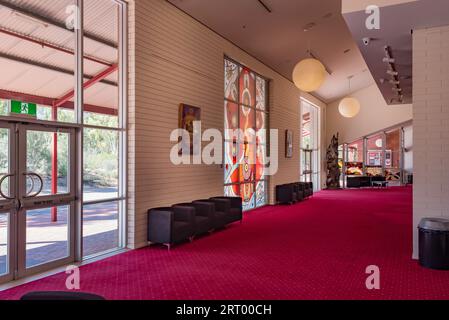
167;0;375;103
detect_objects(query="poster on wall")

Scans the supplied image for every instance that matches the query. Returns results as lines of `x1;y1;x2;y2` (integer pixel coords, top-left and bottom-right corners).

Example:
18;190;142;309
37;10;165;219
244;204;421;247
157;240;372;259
367;150;382;166
179;104;201;155
385;150;392;167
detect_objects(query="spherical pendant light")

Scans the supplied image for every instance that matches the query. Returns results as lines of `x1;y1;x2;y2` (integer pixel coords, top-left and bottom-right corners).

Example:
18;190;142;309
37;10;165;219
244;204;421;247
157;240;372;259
292;58;327;92
338;97;361;118
338;75;361;118
375;139;383;148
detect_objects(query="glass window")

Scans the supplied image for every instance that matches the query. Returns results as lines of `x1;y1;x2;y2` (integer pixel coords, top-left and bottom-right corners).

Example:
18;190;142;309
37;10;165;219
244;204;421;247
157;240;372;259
386;129;401;181
346;139;364;176
83;128;119;202
224;58;268;211
83;201;119;257
81;0;124;258
0;213;8;276
300;100;320;190
366;134;384;177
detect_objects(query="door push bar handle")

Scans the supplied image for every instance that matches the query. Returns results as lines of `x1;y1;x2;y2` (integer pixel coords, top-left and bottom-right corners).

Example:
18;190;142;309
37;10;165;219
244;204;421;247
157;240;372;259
24;172;44;198
0;174;15;200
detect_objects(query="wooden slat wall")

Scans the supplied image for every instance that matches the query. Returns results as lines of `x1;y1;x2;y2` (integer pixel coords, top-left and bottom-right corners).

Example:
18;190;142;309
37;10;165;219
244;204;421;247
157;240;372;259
127;0;327;249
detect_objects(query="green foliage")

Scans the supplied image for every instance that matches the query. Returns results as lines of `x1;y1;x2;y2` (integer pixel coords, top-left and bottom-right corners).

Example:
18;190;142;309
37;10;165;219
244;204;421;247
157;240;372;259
0;101;119;188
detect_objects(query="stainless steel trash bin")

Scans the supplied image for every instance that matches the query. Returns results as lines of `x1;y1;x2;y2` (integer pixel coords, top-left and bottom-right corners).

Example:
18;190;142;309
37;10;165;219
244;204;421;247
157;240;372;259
419;218;449;270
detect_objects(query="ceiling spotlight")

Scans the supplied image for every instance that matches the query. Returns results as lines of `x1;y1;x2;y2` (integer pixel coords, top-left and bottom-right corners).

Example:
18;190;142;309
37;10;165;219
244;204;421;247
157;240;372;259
383;58;395;63
389;80;400;85
379;78;386;84
303;22;316;32
392;87;403;92
387;70;399;76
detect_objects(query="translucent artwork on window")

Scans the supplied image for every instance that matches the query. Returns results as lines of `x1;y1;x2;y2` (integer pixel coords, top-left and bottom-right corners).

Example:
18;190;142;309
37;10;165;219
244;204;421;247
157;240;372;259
224;101;239;141
256;111;266;145
224;59;267;211
240;105;255;143
225;60;239;102
239;67;255;107
240;183;255;211
239;143;255;183
225;185;240;198
224;140;240;185
256;181;266;207
256;76;266;110
256;144;266;181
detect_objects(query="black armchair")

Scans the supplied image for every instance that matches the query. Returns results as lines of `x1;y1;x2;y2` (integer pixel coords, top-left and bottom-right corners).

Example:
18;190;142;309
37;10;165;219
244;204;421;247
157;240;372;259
147;207;195;249
299;182;312;198
193;199;228;229
174;202;213;236
276;184;295;204
307;182;314;196
210;197;243;224
293;183;304;202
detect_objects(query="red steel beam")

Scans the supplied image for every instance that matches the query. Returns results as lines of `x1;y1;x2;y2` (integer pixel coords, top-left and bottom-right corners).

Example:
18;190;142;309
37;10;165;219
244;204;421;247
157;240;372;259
0;89;118;116
0;27;112;67
54;64;118;108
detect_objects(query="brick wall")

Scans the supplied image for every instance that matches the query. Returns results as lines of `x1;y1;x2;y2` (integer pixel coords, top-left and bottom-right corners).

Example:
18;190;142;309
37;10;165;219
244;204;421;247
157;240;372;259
413;25;449;259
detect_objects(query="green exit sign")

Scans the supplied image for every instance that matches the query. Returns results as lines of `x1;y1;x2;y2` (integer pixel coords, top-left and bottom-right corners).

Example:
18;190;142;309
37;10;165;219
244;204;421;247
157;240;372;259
10;100;37;117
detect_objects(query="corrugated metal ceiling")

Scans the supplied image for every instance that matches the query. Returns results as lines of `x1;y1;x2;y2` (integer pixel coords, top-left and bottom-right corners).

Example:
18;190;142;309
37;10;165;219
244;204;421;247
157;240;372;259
0;0;119;110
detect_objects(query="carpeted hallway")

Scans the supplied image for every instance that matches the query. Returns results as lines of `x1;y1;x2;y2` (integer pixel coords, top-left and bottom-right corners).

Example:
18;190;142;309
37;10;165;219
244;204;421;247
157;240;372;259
2;187;449;300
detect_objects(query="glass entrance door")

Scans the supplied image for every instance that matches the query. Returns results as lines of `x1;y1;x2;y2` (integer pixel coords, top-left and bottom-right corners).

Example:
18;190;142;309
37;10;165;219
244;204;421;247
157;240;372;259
0;120;76;282
0;122;16;284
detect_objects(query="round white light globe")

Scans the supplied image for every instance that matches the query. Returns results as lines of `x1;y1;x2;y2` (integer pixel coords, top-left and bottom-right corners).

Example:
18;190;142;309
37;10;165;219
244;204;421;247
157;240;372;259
292;58;326;92
338;97;361;118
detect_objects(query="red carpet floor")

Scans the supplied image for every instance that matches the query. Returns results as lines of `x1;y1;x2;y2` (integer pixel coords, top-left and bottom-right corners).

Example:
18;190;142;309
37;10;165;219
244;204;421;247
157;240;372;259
2;187;449;300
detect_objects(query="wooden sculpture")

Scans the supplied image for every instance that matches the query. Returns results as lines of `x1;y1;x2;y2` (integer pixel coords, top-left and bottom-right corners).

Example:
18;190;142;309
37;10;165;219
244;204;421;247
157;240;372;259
326;133;341;190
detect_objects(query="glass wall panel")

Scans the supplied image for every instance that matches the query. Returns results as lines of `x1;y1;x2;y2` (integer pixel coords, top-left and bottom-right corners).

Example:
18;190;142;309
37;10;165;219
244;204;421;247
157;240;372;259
82;0;124;258
386;129;401;181
366;134;384;177
83;128;119;202
224;58;268;210
346;139;364;176
0;213;8;276
83;201;119;257
300;100;320;190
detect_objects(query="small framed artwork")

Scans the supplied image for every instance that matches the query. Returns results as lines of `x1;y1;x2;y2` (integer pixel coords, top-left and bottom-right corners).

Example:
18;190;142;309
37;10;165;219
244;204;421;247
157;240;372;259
286;130;293;158
179;104;201;155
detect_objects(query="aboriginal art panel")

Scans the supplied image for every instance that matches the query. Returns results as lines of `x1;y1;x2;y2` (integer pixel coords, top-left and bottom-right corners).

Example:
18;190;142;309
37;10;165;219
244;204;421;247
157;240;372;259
224;58;268;211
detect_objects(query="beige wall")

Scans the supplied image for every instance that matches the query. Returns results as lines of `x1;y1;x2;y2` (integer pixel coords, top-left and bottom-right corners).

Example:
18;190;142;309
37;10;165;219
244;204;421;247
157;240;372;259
127;0;326;249
412;25;449;259
326;84;412;145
